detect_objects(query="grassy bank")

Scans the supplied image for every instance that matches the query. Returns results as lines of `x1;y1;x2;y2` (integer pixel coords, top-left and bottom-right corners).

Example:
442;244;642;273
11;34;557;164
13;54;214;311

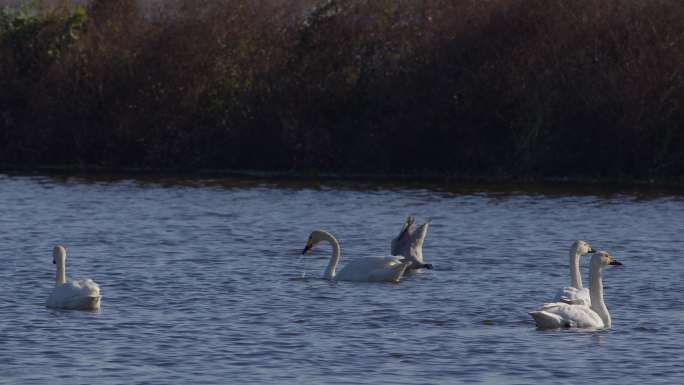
1;0;683;179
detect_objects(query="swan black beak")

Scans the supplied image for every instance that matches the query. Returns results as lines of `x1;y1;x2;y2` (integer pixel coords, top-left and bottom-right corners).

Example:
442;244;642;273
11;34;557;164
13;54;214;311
588;247;596;253
302;244;312;255
609;259;623;266
52;259;55;264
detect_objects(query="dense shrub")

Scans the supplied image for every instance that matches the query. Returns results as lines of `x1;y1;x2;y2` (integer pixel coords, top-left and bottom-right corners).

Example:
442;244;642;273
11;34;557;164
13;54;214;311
0;0;683;179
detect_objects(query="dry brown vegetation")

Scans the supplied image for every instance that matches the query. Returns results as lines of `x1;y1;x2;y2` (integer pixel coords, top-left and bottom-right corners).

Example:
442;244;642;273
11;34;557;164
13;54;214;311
1;0;683;179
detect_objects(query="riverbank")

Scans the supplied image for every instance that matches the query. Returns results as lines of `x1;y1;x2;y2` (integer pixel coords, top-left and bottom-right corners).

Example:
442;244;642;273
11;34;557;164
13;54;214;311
2;163;684;190
2;0;683;179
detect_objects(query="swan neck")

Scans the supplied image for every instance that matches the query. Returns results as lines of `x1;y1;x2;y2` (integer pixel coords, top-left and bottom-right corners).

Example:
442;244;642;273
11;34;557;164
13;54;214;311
569;246;583;289
323;233;341;280
589;262;610;328
56;258;66;284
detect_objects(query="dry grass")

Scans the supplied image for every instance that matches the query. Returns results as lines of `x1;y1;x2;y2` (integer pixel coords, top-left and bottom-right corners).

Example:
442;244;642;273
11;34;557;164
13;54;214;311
1;0;683;178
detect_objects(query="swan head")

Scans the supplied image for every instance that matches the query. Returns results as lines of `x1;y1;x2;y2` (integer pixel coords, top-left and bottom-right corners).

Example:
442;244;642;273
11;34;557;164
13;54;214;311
572;240;595;255
53;245;67;264
302;230;332;254
590;251;622;268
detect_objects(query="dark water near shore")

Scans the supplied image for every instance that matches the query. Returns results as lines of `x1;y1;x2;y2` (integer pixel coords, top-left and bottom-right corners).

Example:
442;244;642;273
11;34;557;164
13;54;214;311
0;174;682;384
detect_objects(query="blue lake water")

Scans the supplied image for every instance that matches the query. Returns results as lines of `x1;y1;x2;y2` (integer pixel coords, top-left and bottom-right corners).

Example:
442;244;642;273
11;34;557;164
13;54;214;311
0;174;682;384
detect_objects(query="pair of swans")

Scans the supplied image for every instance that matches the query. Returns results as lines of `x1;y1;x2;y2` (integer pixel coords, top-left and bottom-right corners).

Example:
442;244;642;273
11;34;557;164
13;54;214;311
46;245;101;310
301;217;431;283
530;241;622;329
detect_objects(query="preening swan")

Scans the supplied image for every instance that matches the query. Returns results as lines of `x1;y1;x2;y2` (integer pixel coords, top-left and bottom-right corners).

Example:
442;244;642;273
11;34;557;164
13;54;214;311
46;245;101;310
302;230;410;283
530;251;622;329
390;216;432;270
555;240;595;305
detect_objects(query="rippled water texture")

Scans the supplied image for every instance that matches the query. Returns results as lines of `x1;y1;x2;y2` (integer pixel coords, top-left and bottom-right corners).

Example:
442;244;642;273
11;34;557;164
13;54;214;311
0;174;682;384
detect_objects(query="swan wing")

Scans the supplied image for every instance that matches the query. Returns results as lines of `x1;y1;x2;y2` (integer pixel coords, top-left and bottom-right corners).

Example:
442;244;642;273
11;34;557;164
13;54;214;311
47;279;101;310
405;222;428;265
556;286;591;306
530;302;604;329
391;217;416;257
336;257;409;282
390;218;429;268
73;278;101;296
366;262;409;283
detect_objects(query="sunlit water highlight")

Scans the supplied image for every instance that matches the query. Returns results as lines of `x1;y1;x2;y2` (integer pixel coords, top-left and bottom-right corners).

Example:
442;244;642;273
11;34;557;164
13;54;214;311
0;174;682;384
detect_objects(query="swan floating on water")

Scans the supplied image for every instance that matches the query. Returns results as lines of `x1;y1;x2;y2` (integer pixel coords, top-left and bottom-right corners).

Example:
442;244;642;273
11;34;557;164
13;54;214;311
529;251;622;329
303;230;410;283
390;216;432;270
46;245;101;310
555;240;595;306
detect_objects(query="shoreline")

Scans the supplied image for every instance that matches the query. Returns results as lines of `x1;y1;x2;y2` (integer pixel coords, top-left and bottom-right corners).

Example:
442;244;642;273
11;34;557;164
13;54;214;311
2;164;683;189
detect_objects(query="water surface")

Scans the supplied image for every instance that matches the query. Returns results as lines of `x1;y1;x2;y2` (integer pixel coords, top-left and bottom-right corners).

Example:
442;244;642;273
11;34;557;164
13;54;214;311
0;174;682;384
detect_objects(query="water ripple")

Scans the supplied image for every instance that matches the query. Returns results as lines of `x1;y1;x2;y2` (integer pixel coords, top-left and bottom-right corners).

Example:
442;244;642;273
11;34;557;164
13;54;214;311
0;175;683;384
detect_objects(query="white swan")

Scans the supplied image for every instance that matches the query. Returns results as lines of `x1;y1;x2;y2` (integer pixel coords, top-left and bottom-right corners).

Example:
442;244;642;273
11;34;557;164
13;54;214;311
302;230;410;283
390;216;432;270
555;240;595;305
529;251;622;329
46;245;101;310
